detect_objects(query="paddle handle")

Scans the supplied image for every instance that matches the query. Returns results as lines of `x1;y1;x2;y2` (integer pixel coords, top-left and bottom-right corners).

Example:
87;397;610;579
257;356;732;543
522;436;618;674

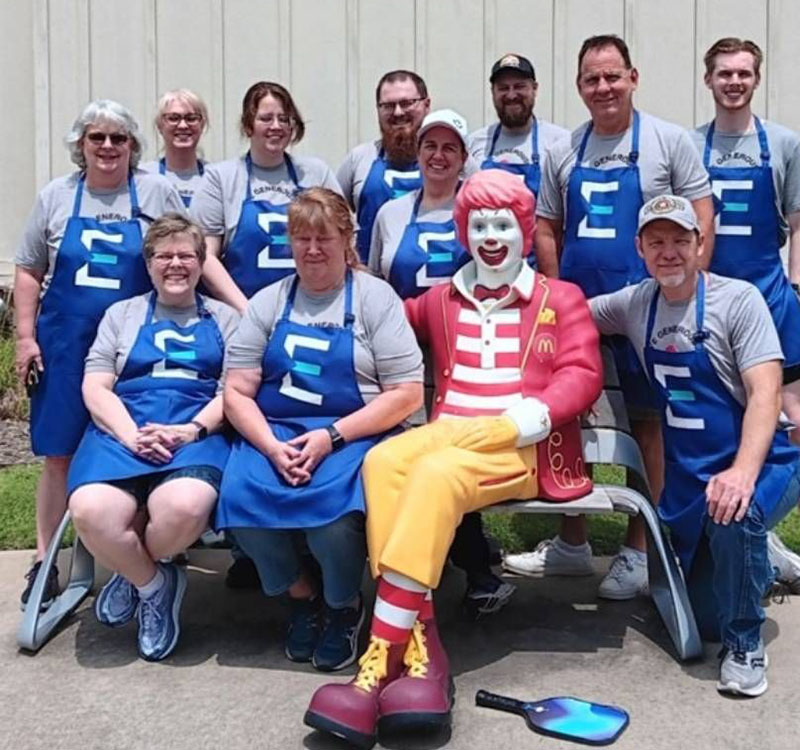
475;690;526;716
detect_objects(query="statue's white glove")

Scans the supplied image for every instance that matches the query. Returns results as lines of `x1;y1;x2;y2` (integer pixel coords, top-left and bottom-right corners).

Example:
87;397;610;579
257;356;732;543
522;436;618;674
503;397;552;447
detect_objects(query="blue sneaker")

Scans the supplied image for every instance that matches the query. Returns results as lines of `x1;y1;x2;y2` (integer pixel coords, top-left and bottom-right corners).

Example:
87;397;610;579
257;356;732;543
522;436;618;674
285;597;322;663
95;573;139;627
312;596;365;672
136;563;187;662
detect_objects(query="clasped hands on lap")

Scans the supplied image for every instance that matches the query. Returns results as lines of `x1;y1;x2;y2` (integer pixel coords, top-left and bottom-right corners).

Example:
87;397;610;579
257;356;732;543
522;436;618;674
120;422;199;464
265;428;333;486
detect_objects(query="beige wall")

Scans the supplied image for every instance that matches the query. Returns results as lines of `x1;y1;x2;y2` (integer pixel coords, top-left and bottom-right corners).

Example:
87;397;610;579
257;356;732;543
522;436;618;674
2;0;796;284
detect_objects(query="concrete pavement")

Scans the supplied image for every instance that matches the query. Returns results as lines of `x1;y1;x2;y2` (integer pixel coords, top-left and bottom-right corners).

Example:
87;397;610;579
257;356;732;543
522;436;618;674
1;548;798;750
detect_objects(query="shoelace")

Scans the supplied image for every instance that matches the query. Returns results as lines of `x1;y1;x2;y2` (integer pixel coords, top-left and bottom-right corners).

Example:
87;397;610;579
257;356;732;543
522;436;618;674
139;594;165;636
404;622;429;678
607;554;635;581
354;637;390;691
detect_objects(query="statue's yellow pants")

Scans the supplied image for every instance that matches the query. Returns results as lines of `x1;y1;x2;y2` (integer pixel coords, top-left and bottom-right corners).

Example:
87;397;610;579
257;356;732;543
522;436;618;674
363;416;539;589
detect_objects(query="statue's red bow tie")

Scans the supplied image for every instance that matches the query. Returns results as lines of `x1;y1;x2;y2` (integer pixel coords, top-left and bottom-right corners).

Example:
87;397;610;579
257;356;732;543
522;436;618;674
472;283;510;302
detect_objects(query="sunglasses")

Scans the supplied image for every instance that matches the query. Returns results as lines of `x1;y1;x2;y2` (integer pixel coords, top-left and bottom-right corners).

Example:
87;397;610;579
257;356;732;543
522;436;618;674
162;113;203;125
85;132;130;146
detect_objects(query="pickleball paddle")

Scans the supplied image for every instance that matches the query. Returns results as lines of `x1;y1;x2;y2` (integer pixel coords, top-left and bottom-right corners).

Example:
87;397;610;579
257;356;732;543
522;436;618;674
475;690;629;745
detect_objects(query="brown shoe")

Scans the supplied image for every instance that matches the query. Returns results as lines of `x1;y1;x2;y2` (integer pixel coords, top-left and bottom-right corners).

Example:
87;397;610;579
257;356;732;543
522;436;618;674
304;635;406;749
378;618;455;733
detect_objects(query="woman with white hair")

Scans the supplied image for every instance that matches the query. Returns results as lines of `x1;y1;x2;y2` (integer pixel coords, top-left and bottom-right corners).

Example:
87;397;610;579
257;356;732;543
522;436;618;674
14;99;184;610
141;89;209;208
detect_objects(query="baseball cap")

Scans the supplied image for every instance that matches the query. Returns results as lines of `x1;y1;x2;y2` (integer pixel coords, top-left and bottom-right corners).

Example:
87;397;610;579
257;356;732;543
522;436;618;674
637;195;699;234
490;53;536;83
417;109;468;148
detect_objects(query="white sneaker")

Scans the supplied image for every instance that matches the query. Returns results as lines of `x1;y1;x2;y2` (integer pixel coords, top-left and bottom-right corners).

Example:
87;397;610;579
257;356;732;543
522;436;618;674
502;537;594;577
717;642;768;697
598;547;648;600
767;531;800;594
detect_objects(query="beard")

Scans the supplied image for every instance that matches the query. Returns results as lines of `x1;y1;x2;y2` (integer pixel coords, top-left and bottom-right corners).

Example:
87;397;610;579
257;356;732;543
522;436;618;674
380;118;419;165
496;99;534;129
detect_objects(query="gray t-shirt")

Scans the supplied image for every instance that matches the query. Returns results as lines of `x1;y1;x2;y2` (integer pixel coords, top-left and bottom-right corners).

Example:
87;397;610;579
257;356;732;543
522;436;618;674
691;119;800;247
226;270;423;401
467;118;570;166
337;139;480;214
15;170;185;288
140;159;206;208
537;111;711;221
85;292;241;393
368;189;456;279
590;274;783;408
189;154;342;250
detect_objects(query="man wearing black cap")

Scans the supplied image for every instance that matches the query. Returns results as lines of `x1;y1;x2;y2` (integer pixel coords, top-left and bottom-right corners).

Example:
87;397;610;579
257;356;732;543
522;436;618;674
468;53;568;198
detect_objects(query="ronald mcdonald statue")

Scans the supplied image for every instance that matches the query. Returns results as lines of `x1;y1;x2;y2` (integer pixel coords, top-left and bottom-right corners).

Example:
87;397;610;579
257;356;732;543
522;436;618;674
305;168;603;748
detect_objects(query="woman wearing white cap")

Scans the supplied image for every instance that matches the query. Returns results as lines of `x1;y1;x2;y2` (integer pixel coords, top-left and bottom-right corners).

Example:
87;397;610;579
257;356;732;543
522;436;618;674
369;109;515;615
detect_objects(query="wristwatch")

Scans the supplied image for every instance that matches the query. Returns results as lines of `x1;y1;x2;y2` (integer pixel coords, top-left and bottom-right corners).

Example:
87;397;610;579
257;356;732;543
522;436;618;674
791;282;799;295
326;424;346;452
191;420;208;441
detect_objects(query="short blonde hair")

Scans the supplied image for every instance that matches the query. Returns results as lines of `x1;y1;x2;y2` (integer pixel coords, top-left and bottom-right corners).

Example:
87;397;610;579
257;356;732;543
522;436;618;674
143;212;207;264
155;89;209;133
288;188;361;269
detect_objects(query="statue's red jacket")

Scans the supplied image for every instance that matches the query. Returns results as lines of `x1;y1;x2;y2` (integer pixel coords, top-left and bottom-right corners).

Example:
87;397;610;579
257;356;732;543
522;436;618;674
404;272;603;501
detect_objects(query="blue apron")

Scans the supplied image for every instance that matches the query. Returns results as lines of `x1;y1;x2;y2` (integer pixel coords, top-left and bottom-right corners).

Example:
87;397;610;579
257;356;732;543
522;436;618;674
562;111;651;407
480;120;541;196
644;273;799;574
217;272;390;529
356;148;421;263
30;174;152;456
67;292;229;493
158;157;204;208
703;117;800;369
387;189;469;299
224;153;302;299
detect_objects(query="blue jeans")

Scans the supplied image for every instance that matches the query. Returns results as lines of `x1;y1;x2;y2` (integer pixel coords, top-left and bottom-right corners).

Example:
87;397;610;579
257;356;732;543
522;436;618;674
230;512;366;609
687;462;800;651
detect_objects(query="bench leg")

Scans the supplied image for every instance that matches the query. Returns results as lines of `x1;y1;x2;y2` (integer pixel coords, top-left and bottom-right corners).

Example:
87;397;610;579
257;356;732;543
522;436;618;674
17;511;95;653
611;492;702;661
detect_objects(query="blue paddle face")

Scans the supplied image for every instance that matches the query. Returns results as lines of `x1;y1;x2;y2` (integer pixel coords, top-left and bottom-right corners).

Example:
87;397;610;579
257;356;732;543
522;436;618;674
522;697;629;745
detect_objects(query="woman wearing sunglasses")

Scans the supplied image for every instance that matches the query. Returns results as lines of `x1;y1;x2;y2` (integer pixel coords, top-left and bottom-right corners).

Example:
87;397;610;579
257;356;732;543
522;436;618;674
190;81;342;312
142;89;209;209
13;99;184;611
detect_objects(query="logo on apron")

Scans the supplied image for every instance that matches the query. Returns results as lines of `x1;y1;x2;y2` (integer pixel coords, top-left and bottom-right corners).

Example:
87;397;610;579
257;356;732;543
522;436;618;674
279;333;332;405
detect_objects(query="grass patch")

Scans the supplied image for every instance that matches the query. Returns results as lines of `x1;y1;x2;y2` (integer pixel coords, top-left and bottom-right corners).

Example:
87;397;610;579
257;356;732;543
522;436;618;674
0;464;73;550
0;289;28;421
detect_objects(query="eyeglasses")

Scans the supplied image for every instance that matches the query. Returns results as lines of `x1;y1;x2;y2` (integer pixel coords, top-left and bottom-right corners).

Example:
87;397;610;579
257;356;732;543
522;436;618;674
85;132;129;146
255;114;294;127
162;113;203;125
150;252;199;266
377;97;425;114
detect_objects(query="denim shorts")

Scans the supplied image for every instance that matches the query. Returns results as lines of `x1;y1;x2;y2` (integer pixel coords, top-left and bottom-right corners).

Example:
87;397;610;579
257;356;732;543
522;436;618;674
106;465;222;507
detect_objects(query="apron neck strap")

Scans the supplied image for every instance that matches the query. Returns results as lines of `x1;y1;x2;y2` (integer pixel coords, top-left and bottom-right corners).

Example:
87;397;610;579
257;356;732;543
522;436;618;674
158;157;166;175
645;274;709;351
582;111;639;164
282;270;355;327
146;290;210;325
704;117;770;168
72;172;140;218
72;174;86;216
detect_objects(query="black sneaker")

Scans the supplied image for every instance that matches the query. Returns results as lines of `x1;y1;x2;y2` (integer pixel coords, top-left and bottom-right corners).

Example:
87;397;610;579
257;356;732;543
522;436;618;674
20;561;60;612
285;597;322;663
464;572;516;619
312;596;365;672
225;557;261;590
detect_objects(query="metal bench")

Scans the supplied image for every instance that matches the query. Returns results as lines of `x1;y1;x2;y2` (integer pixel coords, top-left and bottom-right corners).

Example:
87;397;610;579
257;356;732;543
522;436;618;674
485;347;702;661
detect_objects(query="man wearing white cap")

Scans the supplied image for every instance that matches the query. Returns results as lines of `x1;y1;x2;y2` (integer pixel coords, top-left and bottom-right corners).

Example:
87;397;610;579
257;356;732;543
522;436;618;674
370;109;516;617
505;34;714;600
591;193;800;697
468;53;568;198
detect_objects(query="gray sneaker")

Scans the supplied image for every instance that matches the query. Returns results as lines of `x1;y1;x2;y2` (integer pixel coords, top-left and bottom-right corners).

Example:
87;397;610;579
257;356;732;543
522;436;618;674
767;531;800;594
717;642;768;697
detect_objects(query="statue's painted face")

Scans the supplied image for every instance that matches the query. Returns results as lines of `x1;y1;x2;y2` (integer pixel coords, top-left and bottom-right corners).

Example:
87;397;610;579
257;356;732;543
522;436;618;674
467;207;524;280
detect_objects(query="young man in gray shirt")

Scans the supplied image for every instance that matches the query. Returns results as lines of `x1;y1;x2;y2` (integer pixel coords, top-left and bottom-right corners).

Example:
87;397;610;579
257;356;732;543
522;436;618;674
692;37;800;589
593;194;799;697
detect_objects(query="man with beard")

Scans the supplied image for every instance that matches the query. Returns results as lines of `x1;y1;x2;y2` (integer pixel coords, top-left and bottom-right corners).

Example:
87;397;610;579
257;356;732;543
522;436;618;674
337;70;431;264
591;194;800;697
691;37;800;592
468;53;568;199
503;34;714;601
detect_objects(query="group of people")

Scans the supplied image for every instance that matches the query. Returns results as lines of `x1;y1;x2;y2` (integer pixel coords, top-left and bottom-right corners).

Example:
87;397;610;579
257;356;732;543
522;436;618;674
12;28;800;750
